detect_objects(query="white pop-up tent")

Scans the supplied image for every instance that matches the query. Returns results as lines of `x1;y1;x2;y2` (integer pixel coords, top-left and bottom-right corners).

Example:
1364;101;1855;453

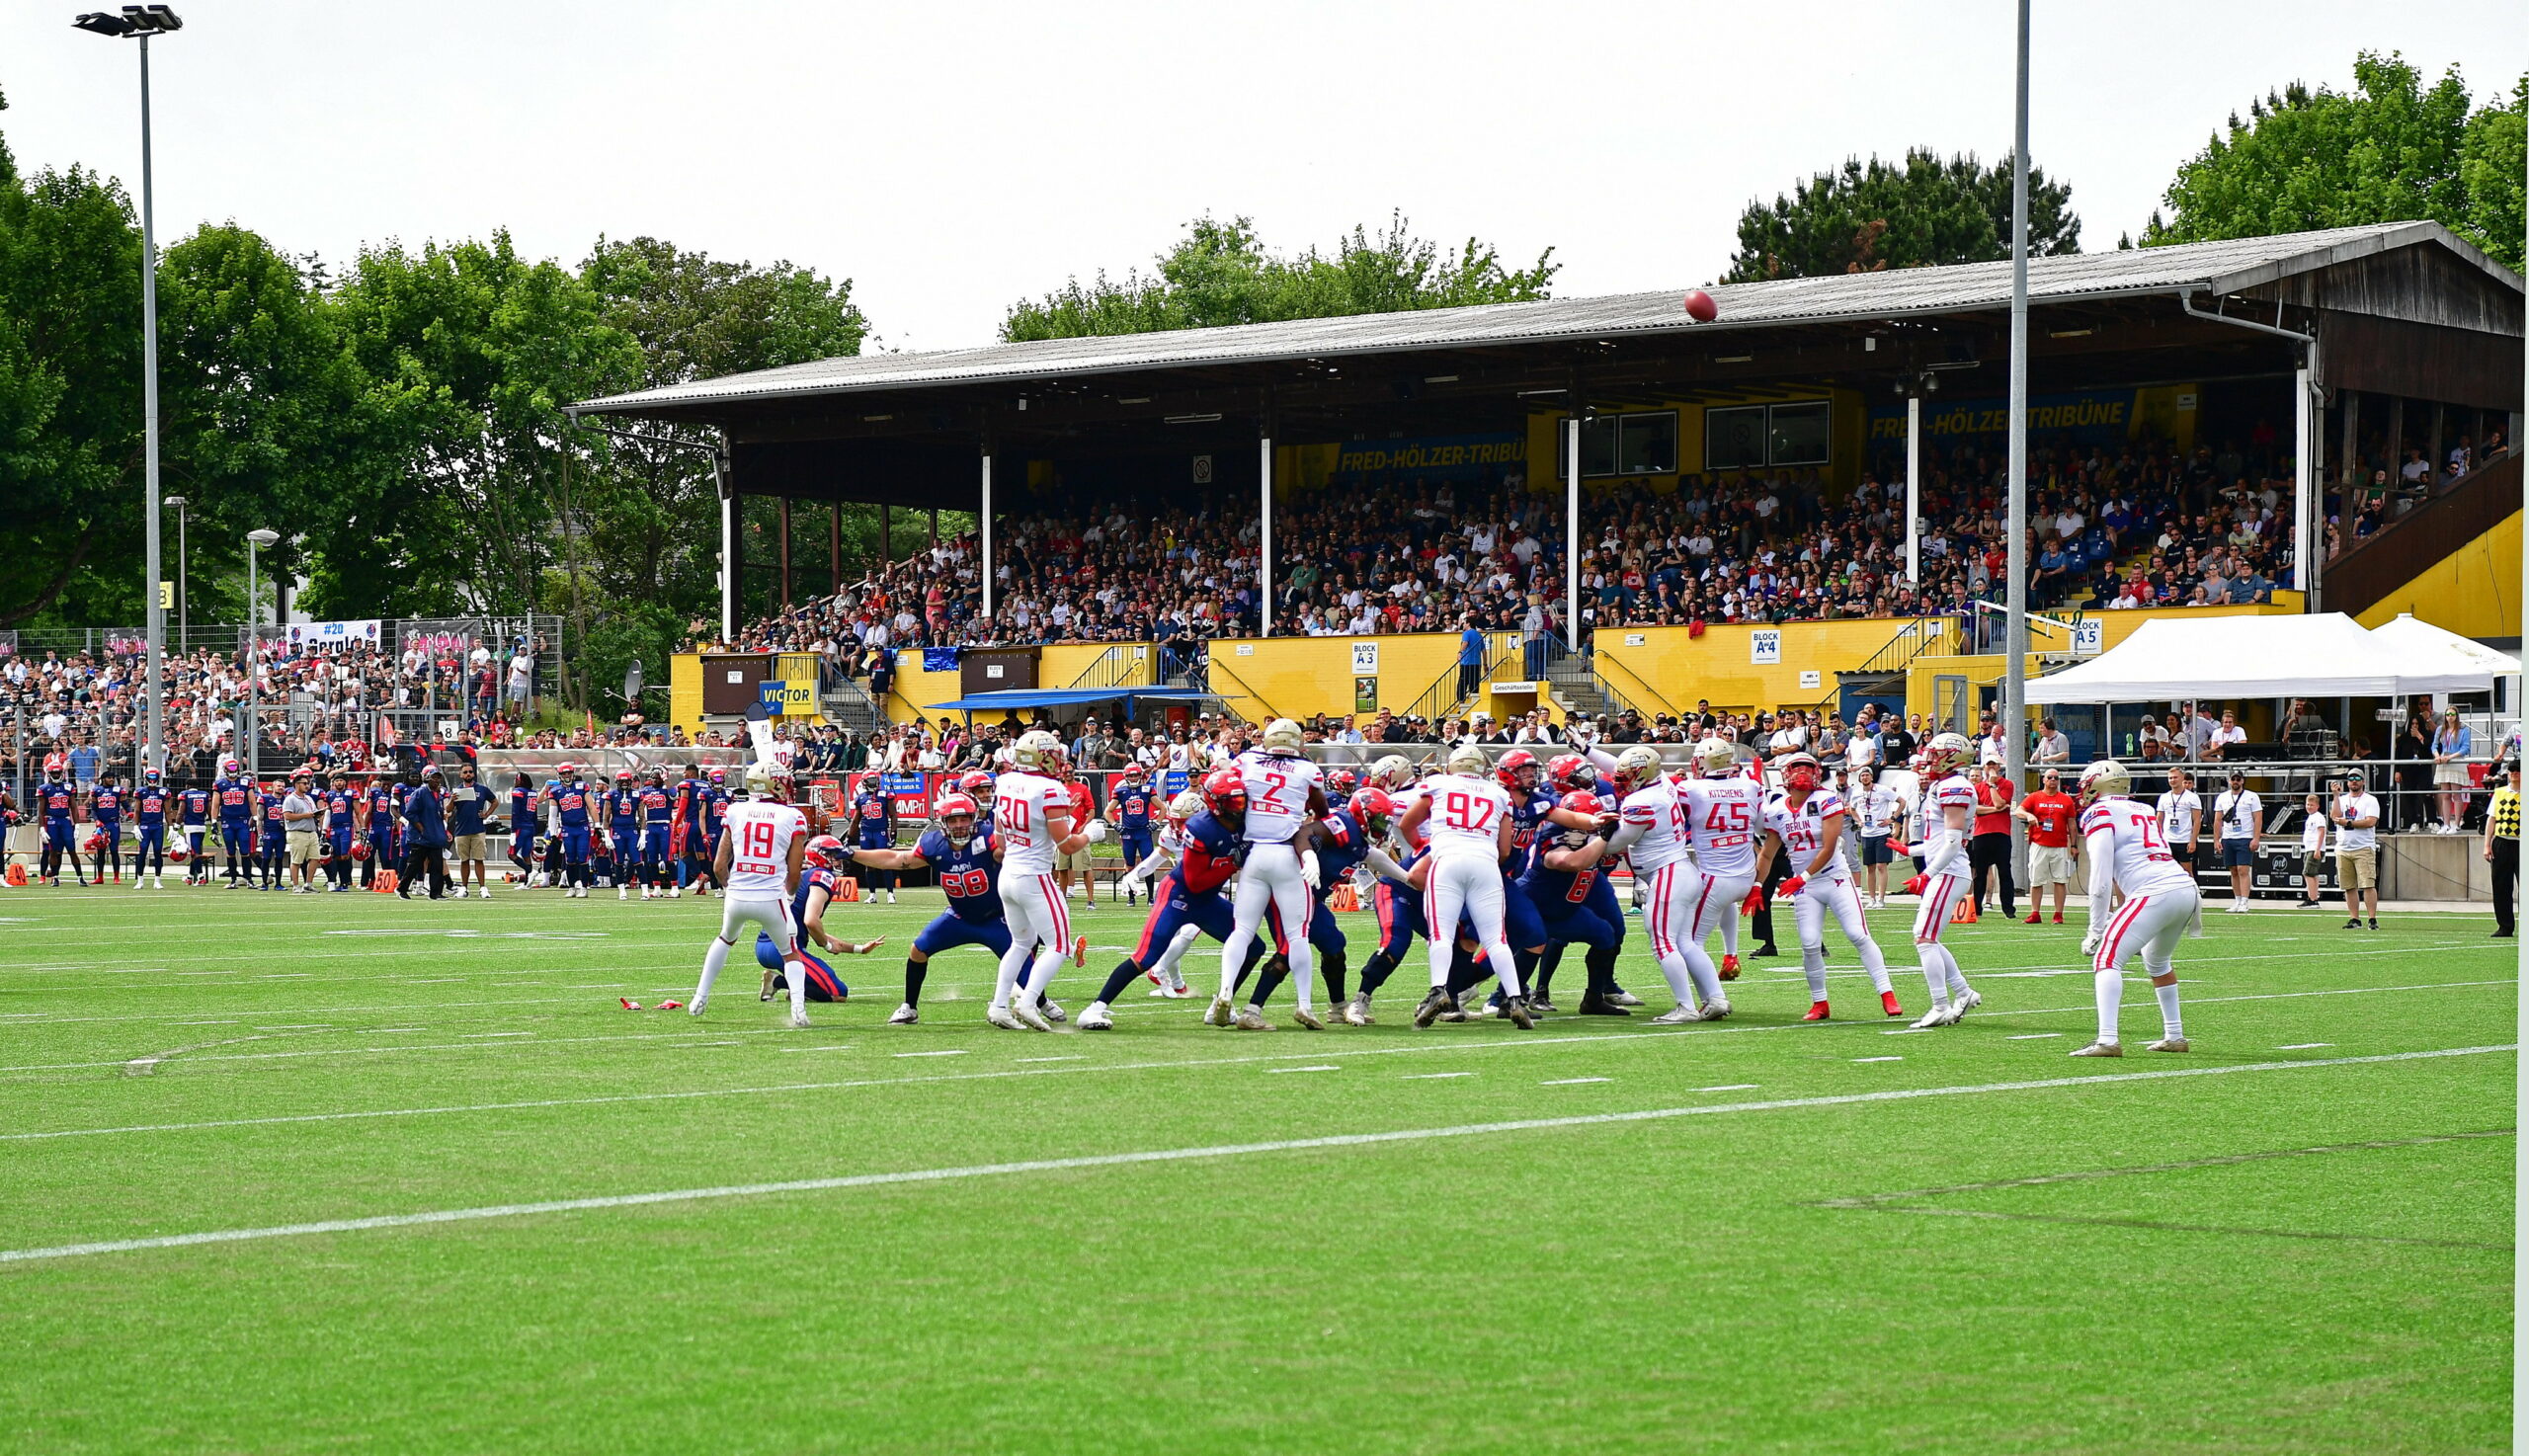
2364;612;2522;688
2024;611;2496;703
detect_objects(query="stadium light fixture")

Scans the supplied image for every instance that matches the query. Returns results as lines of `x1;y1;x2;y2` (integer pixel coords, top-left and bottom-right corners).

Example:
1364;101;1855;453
75;2;182;777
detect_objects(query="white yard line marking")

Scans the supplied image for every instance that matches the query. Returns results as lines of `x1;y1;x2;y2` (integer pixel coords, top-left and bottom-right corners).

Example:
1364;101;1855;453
168;1020;236;1026
1402;1072;1475;1080
2277;1042;2334;1050
1266;1065;1340;1074
1854;1056;1904;1063
4;1046;2501;1265
892;1050;968;1059
1696;1084;1759;1092
1016;1056;1085;1064
5;972;2504;1137
1541;1077;1609;1085
2006;1033;2065;1040
461;1032;534;1039
778;1045;857;1055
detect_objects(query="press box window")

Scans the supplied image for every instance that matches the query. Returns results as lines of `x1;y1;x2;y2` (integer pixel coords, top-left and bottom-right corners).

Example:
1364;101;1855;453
1577;411;1676;477
1704;406;1768;470
1704;400;1832;470
1768;401;1832;465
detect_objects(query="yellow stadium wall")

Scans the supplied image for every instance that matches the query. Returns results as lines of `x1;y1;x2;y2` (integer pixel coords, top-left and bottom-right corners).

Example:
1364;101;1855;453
1593;618;1954;718
1203;634;1471;722
670;653;703;734
885;643;1148;726
2353;510;2521;639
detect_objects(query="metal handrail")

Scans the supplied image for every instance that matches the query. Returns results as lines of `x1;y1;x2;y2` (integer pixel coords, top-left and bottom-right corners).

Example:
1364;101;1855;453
1064;643;1157;691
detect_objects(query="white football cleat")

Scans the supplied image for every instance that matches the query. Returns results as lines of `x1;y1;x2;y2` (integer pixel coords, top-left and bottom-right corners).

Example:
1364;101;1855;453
450;886;466;899
1341;996;1371;1026
1039;999;1067;1024
887;1003;920;1025
1232;1006;1274;1031
687;995;709;1016
1204;994;1236;1027
669;887;681;899
1909;1004;1957;1030
985;1005;1025;1031
2070;1040;2123;1057
477;888;490;900
1650;1006;1700;1024
2146;1035;2190;1053
618;886;628;901
788;1007;812;1029
1291;1007;1325;1030
1076;1002;1113;1030
1010;998;1051;1032
1698;998;1733;1021
1950;988;1983;1017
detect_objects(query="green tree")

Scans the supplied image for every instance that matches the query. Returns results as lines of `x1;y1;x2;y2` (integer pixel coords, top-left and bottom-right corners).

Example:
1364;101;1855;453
1001;213;1557;341
1723;149;2080;282
0;100;146;626
2144;53;2527;271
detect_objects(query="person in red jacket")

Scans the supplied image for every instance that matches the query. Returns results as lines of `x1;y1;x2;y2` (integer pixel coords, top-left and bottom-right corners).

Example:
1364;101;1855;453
2014;767;2081;924
1968;761;2017;918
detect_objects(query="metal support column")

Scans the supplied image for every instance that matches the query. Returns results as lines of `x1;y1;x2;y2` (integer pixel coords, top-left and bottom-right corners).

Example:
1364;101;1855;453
777;495;792;609
828;504;841;594
1906;392;1922;586
979;445;995;620
1259;391;1275;637
138;33;165;776
2295;364;2315;600
716;449;737;644
2340;389;2360;492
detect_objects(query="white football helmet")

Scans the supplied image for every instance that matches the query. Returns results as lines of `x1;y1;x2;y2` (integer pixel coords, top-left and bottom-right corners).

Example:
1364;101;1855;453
1924;731;1974;775
1260;717;1305;756
1612;745;1666;789
1694;737;1738;777
744;762;789;800
1169;788;1204;821
2078;759;2131;803
1368;754;1412;789
1013;730;1063;771
1446;743;1489;777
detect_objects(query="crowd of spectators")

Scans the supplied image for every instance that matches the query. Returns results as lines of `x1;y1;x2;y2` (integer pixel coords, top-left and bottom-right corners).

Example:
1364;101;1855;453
692;426;2325;687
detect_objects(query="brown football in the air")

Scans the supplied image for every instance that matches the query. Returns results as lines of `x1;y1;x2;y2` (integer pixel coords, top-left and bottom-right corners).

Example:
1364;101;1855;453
1683;288;1719;322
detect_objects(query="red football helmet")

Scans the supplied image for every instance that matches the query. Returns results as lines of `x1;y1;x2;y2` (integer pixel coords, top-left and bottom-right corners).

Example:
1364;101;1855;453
1201;767;1249;818
1777;752;1824;794
168;845;191;864
933;791;979;843
1547;753;1595;791
804;834;846;870
1324;767;1359;800
1348;786;1396;834
957;769;994;805
350;840;372;861
1495;748;1539;791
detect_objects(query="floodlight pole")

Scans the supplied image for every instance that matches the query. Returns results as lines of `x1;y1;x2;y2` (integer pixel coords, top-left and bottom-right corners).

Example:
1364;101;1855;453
125;31;168;779
1565;414;1581;659
1259;391;1275;638
2514;114;2527;1456
2001;0;2031;871
979;441;995;621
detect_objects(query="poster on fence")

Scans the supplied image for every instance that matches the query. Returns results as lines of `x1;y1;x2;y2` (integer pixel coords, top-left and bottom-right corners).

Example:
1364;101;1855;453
286;619;384;653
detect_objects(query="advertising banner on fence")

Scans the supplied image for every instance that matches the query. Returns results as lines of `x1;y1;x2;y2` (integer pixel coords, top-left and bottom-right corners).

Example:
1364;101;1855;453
286;619;384;653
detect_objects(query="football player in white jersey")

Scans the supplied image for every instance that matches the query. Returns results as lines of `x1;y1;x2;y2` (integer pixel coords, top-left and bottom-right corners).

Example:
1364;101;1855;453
1211;718;1332;1029
1679;739;1766;981
687;763;817;1029
1604;744;1731;1022
1395;743;1532;1028
1754;753;1903;1021
988;730;1102;1031
2071;760;2199;1057
1900;732;1984;1028
1117;789;1206;997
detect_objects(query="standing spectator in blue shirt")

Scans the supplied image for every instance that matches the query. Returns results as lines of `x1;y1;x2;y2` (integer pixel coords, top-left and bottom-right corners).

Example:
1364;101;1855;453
1456;618;1486;701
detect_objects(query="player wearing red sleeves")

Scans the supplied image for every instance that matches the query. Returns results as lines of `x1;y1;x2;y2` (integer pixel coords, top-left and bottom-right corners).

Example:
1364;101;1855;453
2070;761;2201;1058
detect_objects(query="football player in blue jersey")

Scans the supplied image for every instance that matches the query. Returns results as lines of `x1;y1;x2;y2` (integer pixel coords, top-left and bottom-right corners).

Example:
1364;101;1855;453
364;772;401;890
636;769;676;898
506;772;538;888
177;777;211;885
88;770;127;885
1107;764;1156;906
848;773;897;904
849;789;1009;1025
213;759;255;888
1083;771;1273;1031
37;768;82;886
757;834;886;1004
603;769;640;899
324;770;362;892
1511;789;1628;1013
132;768;170;889
543;764;597;898
1234;784;1410;1027
256;779;286;890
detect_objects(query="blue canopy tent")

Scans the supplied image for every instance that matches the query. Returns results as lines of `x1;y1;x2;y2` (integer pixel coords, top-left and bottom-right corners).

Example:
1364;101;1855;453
922;687;1227;729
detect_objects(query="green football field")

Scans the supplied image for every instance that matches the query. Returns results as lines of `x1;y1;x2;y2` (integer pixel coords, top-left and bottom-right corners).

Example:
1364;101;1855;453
0;880;2511;1454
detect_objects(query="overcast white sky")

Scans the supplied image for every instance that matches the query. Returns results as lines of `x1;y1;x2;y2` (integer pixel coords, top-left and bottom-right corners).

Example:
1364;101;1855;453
7;2;2522;355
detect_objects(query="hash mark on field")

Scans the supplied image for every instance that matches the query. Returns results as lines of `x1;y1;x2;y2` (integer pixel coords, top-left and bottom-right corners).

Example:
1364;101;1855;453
407;979;463;985
262;974;314;979
1541;1077;1608;1086
2007;1033;2064;1040
1854;1056;1904;1063
779;1045;857;1054
462;1032;534;1038
2278;1042;2334;1050
894;1050;968;1059
1402;1072;1475;1080
1017;1056;1085;1064
170;1019;235;1026
1267;1065;1340;1074
1696;1084;1759;1092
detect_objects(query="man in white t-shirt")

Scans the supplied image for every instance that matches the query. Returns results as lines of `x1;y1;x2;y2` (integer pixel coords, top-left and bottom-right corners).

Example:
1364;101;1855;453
688;764;815;1027
2211;769;2261;911
2331;768;2383;930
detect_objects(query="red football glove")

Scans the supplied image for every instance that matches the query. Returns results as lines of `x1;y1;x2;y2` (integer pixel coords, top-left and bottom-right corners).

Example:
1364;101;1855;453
1741;885;1766;915
1903;874;1928;898
1777;874;1807;899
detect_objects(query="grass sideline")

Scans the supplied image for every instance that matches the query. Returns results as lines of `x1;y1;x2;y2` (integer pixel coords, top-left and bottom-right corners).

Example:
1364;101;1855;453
0;883;2511;1454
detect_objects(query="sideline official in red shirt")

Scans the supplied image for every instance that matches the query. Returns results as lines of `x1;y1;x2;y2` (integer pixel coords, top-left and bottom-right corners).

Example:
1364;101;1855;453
1969;761;2016;919
2014;767;2080;923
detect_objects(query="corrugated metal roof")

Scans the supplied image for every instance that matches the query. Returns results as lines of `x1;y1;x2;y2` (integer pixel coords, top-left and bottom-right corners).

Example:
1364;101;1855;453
574;222;2516;416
